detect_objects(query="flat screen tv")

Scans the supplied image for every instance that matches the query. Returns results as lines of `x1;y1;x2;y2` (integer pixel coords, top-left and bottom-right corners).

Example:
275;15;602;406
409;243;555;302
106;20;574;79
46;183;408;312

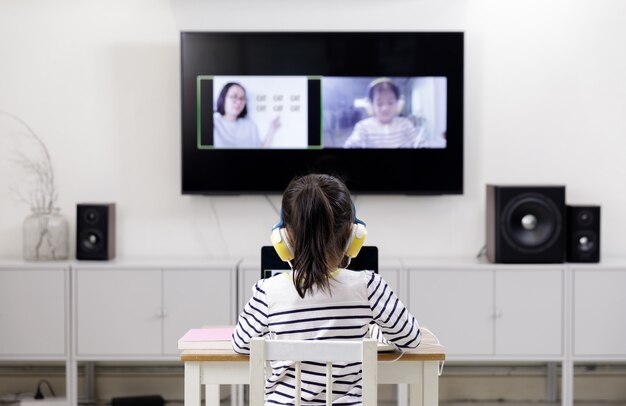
181;32;463;194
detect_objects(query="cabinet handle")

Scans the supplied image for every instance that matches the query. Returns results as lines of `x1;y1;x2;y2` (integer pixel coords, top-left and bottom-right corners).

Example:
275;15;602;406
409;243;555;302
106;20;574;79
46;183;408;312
491;308;503;319
156;309;168;318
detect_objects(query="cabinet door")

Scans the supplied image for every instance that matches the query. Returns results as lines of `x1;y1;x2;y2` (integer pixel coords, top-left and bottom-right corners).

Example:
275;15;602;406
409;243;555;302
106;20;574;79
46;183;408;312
407;269;494;356
163;268;235;355
495;269;563;356
574;269;626;356
75;269;161;356
0;269;66;356
379;268;401;299
238;268;262;315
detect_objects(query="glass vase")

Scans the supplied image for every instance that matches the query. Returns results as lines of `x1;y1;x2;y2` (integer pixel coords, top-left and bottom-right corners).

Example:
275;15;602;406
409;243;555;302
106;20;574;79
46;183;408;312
23;208;69;261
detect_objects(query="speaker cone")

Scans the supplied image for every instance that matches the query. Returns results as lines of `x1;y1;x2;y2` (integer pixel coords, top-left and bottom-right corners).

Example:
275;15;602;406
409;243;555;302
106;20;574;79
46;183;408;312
574;231;597;253
83;209;100;225
577;210;594;226
80;229;103;252
501;193;562;253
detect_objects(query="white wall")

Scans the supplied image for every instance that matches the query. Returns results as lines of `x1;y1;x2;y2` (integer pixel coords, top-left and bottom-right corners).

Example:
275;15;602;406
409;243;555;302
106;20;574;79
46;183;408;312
1;0;625;261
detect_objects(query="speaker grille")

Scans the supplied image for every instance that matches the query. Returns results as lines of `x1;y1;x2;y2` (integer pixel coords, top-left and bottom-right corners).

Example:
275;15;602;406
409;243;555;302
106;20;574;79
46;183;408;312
501;193;562;253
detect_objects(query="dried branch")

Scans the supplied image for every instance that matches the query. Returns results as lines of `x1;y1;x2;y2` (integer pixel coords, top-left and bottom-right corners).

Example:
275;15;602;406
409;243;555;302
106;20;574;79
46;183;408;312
0;110;57;212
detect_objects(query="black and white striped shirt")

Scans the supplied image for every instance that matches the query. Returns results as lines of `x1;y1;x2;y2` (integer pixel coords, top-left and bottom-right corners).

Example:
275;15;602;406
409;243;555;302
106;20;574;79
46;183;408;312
343;117;423;149
232;269;421;405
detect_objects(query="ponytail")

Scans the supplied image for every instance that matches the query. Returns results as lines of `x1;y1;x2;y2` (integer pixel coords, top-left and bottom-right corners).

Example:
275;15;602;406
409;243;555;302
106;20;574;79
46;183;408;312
282;174;353;298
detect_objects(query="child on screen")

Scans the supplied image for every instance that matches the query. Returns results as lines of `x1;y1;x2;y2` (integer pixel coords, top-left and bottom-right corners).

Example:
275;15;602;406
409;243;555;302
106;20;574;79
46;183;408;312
344;78;424;148
232;173;421;405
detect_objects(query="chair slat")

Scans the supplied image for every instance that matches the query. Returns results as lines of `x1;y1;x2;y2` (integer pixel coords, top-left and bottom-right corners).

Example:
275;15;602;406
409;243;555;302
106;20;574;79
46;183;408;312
250;338;377;406
325;362;333;406
295;362;301;406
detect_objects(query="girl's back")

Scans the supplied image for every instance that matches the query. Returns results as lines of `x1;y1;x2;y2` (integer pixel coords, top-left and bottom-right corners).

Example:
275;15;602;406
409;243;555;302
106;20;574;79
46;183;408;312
230;173;421;405
233;269;420;405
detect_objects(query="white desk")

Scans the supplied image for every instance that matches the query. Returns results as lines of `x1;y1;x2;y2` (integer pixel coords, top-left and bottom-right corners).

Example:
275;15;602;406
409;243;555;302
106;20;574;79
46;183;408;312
180;328;445;406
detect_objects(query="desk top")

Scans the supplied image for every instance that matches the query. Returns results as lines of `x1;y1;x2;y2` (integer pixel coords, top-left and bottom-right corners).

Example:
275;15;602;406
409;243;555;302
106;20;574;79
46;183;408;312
180;328;445;362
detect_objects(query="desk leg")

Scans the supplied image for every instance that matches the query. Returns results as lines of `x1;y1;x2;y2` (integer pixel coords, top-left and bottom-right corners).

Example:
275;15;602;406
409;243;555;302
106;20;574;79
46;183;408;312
562;359;574;406
423;362;438;406
397;384;408;406
66;357;77;406
185;362;201;406
409;362;424;406
205;384;220;406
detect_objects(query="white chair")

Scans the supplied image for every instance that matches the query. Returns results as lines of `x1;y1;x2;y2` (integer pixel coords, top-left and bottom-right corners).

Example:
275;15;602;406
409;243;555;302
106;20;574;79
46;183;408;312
250;337;377;406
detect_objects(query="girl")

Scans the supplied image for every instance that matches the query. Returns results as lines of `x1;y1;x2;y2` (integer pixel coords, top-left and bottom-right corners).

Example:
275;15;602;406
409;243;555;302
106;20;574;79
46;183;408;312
344;78;423;149
232;173;421;405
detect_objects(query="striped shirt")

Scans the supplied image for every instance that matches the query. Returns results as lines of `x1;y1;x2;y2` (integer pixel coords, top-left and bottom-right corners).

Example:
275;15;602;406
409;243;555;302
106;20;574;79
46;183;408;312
343;117;423;149
232;269;421;406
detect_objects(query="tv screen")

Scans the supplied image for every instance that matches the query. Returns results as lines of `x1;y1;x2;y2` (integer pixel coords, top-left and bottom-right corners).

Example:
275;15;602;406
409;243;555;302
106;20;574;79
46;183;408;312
181;32;463;194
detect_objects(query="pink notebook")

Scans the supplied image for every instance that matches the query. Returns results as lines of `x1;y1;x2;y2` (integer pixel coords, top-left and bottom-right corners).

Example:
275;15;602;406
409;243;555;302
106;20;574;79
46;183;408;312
178;327;234;350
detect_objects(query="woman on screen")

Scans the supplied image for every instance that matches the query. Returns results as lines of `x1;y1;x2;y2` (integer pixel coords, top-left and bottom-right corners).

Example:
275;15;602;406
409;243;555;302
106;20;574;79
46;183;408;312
213;82;281;148
344;78;423;149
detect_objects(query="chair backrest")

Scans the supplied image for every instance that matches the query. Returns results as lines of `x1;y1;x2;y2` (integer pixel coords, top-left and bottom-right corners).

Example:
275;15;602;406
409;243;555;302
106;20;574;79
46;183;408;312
250;338;377;406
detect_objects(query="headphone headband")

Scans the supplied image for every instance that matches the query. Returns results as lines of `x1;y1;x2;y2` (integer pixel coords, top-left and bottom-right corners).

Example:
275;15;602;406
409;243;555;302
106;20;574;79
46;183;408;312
272;201;365;230
271;201;367;263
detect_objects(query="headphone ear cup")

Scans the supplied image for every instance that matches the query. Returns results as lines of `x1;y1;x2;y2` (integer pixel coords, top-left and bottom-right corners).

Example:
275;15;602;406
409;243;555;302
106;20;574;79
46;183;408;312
345;223;367;259
271;228;294;262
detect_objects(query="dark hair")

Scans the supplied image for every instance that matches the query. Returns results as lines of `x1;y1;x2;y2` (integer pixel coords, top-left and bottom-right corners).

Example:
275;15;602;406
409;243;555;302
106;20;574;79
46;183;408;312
281;174;354;298
216;82;248;118
368;78;400;101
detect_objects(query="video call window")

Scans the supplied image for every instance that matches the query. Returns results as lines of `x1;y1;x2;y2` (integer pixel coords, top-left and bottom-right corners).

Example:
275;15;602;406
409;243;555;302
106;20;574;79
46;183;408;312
322;76;447;149
198;75;312;149
196;75;447;150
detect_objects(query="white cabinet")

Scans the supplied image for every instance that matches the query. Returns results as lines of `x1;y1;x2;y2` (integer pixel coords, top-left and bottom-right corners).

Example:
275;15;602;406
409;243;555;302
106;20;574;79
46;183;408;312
0;265;68;358
379;259;402;299
238;263;261;314
406;264;563;358
494;269;562;356
407;269;494;355
163;268;233;355
74;262;237;358
573;267;626;357
75;268;162;356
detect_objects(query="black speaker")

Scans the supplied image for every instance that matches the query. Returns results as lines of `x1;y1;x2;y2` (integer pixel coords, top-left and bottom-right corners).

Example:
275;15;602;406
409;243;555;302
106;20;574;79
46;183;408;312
486;185;565;263
76;203;116;260
566;205;600;263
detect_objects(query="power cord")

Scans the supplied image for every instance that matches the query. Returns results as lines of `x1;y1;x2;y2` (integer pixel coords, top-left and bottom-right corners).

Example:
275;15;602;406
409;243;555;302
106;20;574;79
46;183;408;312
476;244;486;259
34;380;56;399
264;195;280;216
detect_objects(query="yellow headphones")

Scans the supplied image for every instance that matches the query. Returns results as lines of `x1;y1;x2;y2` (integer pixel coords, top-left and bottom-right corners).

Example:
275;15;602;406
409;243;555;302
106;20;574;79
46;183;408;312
270;204;367;263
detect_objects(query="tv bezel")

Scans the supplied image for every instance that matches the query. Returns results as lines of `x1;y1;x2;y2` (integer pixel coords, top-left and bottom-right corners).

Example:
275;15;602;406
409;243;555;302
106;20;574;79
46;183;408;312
181;31;464;195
